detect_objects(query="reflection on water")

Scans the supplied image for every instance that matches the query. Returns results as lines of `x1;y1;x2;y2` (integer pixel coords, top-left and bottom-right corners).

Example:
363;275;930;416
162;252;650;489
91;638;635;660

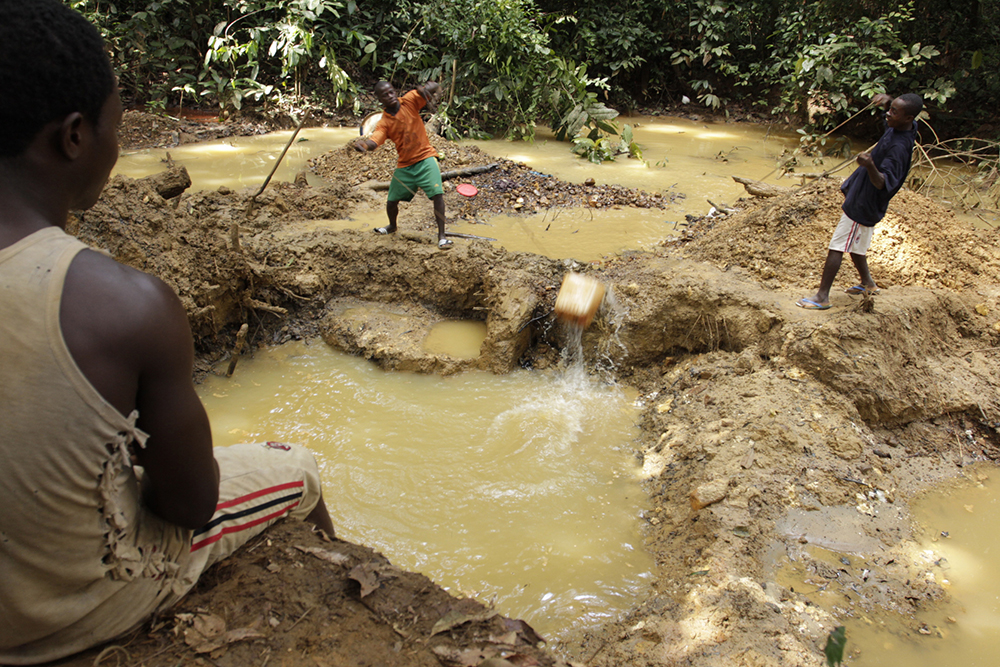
775;464;1000;667
115;127;360;191
850;466;1000;666
197;340;654;640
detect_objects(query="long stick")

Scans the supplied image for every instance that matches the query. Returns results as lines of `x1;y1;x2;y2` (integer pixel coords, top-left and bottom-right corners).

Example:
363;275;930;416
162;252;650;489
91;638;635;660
821;100;877;138
365;163;498;190
448;59;457;107
445;231;497;241
243;113;309;224
253;113;308;199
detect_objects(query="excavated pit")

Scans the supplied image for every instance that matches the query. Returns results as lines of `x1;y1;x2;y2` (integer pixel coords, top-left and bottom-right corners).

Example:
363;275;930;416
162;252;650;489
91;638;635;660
56;126;1000;667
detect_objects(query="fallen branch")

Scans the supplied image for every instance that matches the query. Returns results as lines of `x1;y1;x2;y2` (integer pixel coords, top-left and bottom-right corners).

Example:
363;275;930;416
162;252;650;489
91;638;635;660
247;298;287;316
732;176;793;198
364;163;498;190
225;323;249;378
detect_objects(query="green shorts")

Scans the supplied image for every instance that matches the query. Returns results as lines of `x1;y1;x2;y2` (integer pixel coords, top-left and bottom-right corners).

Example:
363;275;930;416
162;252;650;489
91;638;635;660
388;157;444;202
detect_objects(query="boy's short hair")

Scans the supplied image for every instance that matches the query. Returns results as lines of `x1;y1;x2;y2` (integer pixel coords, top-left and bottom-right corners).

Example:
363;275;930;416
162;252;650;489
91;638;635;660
0;0;116;158
897;93;924;119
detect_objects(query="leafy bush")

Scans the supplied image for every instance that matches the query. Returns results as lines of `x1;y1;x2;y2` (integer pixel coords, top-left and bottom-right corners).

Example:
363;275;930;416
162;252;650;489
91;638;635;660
750;2;953;129
571;123;642;164
72;0;364;112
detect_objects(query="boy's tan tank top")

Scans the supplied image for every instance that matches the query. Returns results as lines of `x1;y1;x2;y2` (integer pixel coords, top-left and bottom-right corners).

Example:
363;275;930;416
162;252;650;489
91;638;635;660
0;227;189;663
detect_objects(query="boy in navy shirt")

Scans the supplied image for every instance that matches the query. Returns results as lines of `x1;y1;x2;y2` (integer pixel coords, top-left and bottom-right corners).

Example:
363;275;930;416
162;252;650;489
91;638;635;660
797;92;923;309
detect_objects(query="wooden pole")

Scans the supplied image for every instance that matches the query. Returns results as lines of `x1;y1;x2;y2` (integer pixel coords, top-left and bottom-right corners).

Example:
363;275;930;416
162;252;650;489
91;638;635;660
252;112;308;200
226;323;249;378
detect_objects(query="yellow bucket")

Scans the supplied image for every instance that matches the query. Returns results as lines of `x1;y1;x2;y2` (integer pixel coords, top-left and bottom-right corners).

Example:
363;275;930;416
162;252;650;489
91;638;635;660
554;272;605;328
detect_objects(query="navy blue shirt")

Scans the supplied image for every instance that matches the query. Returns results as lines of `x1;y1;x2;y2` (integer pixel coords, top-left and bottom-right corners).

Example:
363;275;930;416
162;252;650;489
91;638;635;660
841;122;916;226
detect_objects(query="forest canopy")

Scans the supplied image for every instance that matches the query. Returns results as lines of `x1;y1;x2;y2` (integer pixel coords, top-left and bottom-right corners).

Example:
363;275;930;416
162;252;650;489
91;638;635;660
71;0;998;139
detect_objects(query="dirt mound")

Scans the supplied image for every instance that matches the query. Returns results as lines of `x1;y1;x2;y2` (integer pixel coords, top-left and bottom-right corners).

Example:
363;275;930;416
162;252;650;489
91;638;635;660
309;134;676;220
684;178;1000;295
60;521;572;667
118;109;253;150
308;133;490;186
68;171;370;347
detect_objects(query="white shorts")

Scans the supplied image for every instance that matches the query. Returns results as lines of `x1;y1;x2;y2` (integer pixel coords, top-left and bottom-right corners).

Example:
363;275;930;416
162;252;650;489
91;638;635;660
829;212;875;255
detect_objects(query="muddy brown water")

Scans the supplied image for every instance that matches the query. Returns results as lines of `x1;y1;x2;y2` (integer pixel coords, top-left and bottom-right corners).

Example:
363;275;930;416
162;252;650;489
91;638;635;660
773;463;1000;666
197;338;653;642
113;116;806;261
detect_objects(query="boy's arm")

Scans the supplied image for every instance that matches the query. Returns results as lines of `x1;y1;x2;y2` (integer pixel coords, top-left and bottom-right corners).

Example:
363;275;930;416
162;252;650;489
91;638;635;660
61;252;219;530
856;152;885;190
130;275;219;529
855;93;897;189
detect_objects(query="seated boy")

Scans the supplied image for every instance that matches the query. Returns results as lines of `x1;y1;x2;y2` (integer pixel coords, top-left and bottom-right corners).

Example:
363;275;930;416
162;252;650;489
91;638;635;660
0;1;335;662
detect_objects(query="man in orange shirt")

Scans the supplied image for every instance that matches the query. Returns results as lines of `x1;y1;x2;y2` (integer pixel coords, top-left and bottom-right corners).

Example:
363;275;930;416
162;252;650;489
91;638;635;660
354;81;451;249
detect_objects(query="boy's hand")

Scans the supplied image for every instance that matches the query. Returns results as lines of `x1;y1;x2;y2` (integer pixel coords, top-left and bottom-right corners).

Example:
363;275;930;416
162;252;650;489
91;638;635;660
871;93;892;109
422;82;441;111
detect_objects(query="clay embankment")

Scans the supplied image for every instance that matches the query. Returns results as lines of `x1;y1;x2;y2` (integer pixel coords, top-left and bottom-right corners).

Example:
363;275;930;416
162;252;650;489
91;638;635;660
59;132;1000;666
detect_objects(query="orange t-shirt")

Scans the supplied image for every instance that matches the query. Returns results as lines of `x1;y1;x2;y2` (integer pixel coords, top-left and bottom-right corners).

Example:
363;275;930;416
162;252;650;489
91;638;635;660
370;89;439;168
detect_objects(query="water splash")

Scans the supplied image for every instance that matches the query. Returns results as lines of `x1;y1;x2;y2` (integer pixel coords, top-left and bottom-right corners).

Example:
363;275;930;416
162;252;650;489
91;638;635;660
198;340;653;640
558;284;629;384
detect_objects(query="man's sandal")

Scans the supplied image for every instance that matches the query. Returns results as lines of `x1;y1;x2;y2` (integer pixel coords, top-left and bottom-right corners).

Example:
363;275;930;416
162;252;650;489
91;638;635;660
373;226;395;235
845;284;880;295
438;238;454;249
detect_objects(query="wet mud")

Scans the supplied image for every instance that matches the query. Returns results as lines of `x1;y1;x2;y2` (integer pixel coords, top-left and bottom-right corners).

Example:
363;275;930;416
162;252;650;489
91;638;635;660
56;118;1000;667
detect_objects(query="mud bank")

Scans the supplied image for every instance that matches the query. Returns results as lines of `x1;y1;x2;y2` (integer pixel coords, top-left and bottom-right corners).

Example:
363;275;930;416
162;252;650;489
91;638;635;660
58;139;1000;666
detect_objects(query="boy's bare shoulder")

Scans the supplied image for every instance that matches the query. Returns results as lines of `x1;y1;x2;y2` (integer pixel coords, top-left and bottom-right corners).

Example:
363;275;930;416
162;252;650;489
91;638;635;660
62;248;190;352
71;248;180;309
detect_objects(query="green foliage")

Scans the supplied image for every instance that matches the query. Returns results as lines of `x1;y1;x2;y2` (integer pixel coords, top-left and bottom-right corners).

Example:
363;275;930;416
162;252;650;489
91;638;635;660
71;0;1000;134
539;0;992;130
70;0;204;104
71;0;364;112
755;2;952;127
572;132;616;164
667;0;737;109
202;0;358;110
347;0;621;142
547;59;618;141
571;123;642;164
824;626;846;667
539;0;667;100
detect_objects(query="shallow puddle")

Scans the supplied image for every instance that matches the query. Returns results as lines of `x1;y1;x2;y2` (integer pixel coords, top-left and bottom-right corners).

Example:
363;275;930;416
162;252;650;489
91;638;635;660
774;464;1000;666
115;127;359;191
197;340;654;641
464;118;801;220
421;320;487;359
449;207;678;262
